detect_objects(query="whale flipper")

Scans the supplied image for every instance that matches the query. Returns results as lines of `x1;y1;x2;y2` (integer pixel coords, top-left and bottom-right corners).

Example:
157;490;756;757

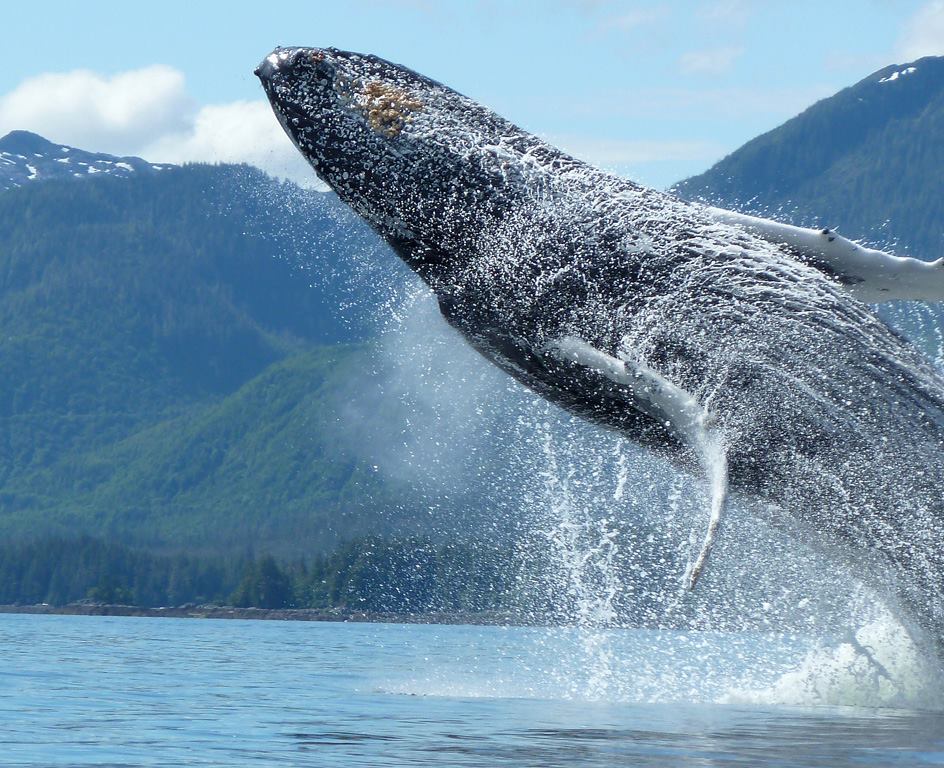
706;207;944;303
547;336;727;589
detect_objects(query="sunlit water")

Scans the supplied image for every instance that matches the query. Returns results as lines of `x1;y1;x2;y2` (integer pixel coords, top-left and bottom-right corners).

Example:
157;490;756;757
2;613;942;767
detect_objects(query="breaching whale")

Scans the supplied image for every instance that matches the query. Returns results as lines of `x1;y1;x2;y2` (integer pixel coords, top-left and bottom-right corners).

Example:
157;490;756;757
256;47;944;655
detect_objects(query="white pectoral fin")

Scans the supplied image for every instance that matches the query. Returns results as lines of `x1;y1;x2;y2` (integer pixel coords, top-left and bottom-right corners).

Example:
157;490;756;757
706;206;944;303
547;336;727;589
685;431;728;590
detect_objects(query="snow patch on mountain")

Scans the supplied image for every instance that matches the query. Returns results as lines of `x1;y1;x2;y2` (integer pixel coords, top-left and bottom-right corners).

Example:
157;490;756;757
879;66;918;84
0;130;174;191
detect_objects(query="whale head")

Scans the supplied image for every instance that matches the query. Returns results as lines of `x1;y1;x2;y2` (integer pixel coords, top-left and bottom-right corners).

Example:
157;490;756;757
256;47;568;279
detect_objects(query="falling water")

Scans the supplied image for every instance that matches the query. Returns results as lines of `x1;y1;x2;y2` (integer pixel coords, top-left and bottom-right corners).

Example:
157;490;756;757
248;177;944;710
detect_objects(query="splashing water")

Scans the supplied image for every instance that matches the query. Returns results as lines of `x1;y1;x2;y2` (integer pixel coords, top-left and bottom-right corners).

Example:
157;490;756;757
514;425;624;699
245;177;944;710
725;610;933;710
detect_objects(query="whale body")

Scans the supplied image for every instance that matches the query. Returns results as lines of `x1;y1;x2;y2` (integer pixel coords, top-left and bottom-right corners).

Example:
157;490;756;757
256;47;944;656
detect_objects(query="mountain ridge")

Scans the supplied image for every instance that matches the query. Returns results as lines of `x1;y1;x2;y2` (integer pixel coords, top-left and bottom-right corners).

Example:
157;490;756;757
673;55;944;258
0;130;173;191
0;161;441;555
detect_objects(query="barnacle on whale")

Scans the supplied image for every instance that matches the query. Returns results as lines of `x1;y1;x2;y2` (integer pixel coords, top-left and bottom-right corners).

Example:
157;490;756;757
357;81;423;137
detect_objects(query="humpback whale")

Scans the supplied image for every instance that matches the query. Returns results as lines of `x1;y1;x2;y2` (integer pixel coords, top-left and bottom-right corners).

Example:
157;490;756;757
256;47;944;656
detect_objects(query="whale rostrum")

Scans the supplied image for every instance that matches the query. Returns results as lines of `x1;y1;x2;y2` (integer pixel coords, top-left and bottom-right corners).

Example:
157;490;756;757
257;47;944;659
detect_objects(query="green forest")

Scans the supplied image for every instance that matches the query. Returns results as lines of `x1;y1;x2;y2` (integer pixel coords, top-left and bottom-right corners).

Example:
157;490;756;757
0;535;515;613
0;164;455;558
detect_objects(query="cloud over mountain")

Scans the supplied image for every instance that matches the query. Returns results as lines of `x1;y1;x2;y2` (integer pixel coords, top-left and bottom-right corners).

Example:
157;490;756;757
0;66;319;187
142;100;317;188
898;1;944;60
0;67;193;156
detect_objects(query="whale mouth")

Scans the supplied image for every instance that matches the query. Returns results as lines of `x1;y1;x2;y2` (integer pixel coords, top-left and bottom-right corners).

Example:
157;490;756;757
254;47;320;82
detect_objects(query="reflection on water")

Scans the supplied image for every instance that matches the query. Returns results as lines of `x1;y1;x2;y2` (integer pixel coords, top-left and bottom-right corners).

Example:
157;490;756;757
2;613;942;767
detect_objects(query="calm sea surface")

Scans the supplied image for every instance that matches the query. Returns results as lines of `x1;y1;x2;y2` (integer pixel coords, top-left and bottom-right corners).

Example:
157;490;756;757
1;613;942;767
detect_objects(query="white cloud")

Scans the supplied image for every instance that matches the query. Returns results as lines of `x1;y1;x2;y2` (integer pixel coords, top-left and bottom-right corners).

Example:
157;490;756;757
695;0;751;24
0;65;321;188
646;84;833;119
572;84;834;124
897;1;944;61
142;101;320;188
678;46;744;76
608;7;665;31
555;0;609;12
0;66;194;156
546;135;728;188
586;5;667;39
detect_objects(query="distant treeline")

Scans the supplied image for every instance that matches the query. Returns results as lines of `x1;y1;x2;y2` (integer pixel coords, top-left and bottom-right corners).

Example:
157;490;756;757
0;536;516;612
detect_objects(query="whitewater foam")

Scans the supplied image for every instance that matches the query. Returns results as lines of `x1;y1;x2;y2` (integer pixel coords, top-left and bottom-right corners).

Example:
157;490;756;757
723;614;941;710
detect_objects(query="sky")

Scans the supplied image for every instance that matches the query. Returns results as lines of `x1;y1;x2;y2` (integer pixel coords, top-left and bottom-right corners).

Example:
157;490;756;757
1;0;942;190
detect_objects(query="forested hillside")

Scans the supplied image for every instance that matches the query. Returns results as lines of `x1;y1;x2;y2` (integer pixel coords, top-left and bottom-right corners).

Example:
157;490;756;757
674;56;944;258
0;535;514;613
0;162;457;558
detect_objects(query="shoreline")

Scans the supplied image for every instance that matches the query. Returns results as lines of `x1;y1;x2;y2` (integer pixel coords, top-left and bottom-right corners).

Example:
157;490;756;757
0;603;520;625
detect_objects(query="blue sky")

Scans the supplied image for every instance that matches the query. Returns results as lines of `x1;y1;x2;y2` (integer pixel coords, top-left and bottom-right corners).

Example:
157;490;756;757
1;0;942;188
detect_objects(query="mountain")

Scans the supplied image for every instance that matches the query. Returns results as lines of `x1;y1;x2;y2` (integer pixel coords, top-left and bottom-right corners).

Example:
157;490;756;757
3;344;442;556
0;161;368;470
0;157;465;556
673;56;944;259
0;130;172;191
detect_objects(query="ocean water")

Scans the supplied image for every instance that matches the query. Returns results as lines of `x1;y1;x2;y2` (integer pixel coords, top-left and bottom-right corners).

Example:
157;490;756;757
1;613;942;767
